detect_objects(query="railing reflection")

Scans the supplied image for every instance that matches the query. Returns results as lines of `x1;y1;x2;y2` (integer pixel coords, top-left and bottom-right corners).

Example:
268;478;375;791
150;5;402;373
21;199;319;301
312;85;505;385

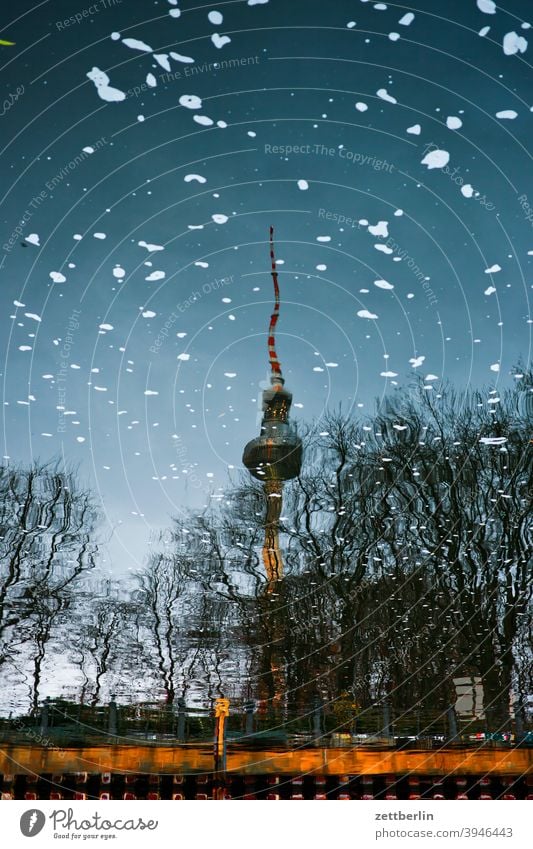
1;696;531;749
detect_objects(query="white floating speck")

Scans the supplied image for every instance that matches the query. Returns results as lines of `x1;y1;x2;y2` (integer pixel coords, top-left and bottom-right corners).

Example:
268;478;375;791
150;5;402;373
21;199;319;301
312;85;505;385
381;371;398;378
316;264;327;271
50;271;66;283
142;310;156;318
479;26;490;37
316;236;331;242
212;213;228;224
409;355;425;368
93;232;106;239
490;363;500;372
374;279;394;289
484;286;496;295
208;11;223;25
355;101;368;112
388;32;400;41
177;353;190;361
144;389;159;395
24;312;41;322
421;148;450;169
484;264;501;273
76;436;86;443
407;124;421;134
503;31;528;55
82;146;95;154
113;266;125;279
122;37;153;52
477;0;496;13
154;54;171;72
297;179;309;190
184;173;207;183
399;12;415;25
99;323;113;331
377;88;397;104
496;109;518;119
86;67;126;102
357;309;378;319
179;94;202;109
368;220;389;237
193;115;214;126
212;33;231;48
446;116;462;129
145;270;166;281
461;184;474;197
138;240;164;252
195;261;209;268
25;233;40;246
146;73;157;88
169;52;194;64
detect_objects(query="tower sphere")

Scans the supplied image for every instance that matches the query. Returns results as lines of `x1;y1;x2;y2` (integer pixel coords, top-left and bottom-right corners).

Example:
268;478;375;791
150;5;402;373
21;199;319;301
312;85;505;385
242;376;302;482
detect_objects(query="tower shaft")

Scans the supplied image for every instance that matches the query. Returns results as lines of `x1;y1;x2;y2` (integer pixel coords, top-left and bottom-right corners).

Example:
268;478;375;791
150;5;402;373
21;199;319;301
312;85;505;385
262;479;283;583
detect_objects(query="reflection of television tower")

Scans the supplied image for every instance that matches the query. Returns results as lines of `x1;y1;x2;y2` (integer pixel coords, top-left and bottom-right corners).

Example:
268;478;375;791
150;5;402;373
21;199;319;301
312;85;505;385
242;227;303;583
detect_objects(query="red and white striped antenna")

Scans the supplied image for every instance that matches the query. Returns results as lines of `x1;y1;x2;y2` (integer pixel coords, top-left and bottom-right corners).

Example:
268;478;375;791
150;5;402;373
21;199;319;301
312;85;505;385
268;226;283;382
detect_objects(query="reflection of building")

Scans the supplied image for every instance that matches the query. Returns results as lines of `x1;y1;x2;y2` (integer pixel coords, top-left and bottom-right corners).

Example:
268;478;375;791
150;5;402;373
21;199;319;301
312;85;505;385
242;227;302;583
453;676;484;719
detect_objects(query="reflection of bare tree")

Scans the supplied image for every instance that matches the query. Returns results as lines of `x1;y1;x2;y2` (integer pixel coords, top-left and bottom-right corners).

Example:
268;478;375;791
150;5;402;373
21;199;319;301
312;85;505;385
1;375;530;728
133;550;189;705
0;462;99;712
146;374;531;727
367;377;532;726
127;532;237;705
69;582;130;706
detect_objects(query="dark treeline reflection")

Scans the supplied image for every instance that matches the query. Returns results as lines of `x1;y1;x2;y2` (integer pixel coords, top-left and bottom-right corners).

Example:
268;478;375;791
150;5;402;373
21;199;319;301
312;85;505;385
1;374;531;728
